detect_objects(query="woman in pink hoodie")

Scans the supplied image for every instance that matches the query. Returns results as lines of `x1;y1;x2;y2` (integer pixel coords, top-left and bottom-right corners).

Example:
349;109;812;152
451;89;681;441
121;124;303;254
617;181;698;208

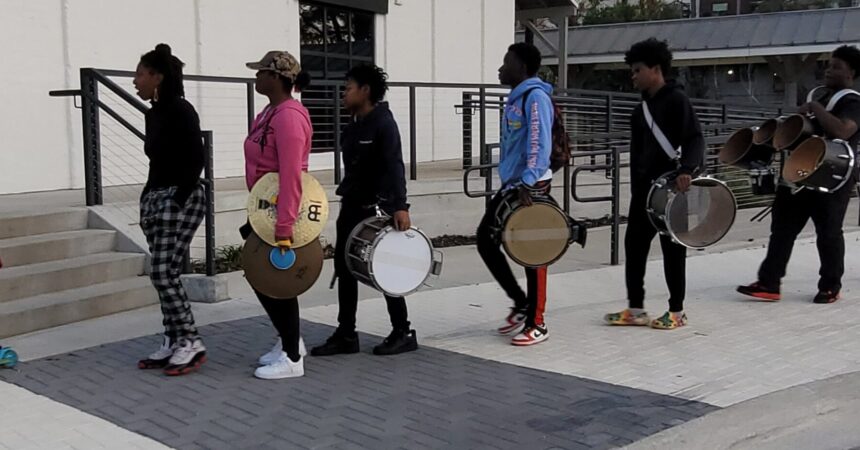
242;51;313;380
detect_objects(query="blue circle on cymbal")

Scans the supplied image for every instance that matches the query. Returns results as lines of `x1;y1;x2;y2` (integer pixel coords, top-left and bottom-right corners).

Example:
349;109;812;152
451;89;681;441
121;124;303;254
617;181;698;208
269;248;296;270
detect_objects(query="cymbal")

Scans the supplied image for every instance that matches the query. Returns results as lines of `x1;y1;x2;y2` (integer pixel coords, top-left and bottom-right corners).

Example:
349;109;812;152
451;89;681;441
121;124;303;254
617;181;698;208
247;172;329;248
242;232;324;299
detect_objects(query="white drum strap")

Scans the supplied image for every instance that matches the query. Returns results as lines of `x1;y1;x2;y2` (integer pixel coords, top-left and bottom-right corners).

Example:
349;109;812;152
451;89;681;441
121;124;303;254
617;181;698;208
642;101;681;161
806;86;860;112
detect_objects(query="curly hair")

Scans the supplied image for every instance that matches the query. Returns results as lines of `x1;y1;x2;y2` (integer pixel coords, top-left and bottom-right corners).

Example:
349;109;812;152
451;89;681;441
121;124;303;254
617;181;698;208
832;45;860;78
139;44;185;100
624;38;673;76
346;64;389;104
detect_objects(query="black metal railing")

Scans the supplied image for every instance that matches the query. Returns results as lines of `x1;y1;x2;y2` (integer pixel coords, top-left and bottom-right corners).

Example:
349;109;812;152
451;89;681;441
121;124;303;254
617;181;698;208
50;68;217;276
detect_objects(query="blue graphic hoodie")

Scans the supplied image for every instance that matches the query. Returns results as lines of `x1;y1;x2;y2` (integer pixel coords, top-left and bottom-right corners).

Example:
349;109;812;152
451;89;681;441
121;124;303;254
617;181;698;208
499;77;554;187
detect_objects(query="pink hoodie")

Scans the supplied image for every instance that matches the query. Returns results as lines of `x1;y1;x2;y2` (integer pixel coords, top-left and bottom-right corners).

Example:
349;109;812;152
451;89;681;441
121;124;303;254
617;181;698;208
244;99;313;238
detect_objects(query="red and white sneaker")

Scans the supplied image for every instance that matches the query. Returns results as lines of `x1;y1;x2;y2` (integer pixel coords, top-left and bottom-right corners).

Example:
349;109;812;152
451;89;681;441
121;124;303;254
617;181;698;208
497;308;528;335
511;325;548;346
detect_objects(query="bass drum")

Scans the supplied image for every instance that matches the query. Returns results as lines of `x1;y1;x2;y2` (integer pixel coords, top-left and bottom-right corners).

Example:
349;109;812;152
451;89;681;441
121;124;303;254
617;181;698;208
783;137;856;193
646;174;737;249
493;190;586;268
346;215;443;297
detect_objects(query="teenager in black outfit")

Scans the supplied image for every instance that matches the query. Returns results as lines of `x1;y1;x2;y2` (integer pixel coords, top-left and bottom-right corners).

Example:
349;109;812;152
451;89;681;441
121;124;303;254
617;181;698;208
738;45;860;304
311;65;418;357
604;38;704;330
134;44;208;375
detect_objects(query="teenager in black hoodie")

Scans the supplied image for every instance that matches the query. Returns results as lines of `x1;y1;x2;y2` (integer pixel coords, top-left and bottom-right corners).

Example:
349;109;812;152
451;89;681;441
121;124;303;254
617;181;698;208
133;44;207;376
605;38;704;330
311;65;418;357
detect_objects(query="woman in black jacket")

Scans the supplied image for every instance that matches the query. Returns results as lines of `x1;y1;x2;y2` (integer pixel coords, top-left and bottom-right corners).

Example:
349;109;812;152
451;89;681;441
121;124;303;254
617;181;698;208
133;44;208;376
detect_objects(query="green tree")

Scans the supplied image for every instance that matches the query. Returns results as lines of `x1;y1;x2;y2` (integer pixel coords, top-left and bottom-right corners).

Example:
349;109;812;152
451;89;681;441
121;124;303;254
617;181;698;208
754;0;833;12
580;0;684;25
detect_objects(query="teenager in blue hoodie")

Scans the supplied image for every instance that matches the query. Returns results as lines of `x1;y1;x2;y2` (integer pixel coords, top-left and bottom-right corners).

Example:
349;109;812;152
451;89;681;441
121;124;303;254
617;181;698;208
477;43;554;346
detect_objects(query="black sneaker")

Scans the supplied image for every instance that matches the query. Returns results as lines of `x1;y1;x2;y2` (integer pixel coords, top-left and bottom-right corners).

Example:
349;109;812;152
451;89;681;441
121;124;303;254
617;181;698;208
310;331;360;357
737;281;781;301
813;290;840;304
373;329;418;356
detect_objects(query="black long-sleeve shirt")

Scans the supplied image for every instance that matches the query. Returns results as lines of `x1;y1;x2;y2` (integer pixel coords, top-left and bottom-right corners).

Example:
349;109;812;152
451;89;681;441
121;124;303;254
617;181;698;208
143;97;205;206
629;81;705;188
335;102;409;213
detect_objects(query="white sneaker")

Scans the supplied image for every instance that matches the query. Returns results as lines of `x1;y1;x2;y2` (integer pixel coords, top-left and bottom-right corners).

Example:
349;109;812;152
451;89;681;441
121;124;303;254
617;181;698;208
138;335;175;369
258;337;307;366
164;338;207;376
254;354;305;380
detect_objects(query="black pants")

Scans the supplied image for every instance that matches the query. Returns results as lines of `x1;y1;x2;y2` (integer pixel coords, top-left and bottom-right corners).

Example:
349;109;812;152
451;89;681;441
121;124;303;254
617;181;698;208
240;221;302;362
335;203;410;334
256;291;302;362
625;183;687;312
477;191;549;328
758;182;853;292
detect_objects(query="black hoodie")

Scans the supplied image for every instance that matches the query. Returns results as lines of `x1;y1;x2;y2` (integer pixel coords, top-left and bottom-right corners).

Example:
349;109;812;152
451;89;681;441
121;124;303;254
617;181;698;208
629;81;704;188
143;97;205;206
335;102;409;213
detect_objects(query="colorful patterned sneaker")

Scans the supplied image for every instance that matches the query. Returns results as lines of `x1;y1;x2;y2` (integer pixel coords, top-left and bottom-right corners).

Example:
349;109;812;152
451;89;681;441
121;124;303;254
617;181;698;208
511;325;548;346
736;282;781;301
650;311;687;330
813;290;840;304
497;308;528;335
604;309;650;326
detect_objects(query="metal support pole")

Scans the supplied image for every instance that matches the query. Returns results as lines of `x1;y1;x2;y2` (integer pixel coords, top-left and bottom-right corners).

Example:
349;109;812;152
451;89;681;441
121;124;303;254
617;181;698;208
409;86;417;180
557;15;569;92
203;131;216;277
479;87;488;177
333;86;342;184
246;82;256;132
610;146;621;266
462;92;472;169
80;69;103;206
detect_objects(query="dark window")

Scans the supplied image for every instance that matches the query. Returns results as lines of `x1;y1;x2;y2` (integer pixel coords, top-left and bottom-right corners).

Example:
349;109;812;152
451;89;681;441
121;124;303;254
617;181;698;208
300;2;375;80
300;2;375;153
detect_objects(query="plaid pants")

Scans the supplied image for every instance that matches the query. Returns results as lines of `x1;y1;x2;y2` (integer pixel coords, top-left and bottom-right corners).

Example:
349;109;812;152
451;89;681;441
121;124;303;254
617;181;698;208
140;183;206;341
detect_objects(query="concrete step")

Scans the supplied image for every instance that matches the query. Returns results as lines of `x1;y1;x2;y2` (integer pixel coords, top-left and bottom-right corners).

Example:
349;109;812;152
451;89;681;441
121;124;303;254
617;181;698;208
0;252;146;303
0;277;158;339
0;208;88;240
0;229;116;267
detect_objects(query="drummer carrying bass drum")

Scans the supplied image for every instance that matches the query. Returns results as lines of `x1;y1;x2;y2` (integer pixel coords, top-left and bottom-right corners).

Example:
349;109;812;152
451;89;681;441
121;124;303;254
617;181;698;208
604;38;704;330
311;64;418;357
738;45;860;304
477;43;558;346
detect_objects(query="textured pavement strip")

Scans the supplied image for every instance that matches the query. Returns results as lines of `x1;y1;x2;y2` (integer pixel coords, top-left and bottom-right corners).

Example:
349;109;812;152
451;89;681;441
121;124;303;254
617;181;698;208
0;317;714;450
0;380;171;450
300;231;860;408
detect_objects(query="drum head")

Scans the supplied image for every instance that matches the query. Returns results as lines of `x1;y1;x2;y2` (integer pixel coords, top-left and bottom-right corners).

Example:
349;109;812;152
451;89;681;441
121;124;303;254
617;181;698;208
783;137;824;183
666;178;736;249
247;172;329;248
242;232;324;299
502;203;570;267
369;228;433;296
753;119;779;146
774;114;812;150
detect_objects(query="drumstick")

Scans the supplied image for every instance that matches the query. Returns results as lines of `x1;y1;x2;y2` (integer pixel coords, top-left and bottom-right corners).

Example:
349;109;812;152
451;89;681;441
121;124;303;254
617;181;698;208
751;205;773;222
329;273;338;289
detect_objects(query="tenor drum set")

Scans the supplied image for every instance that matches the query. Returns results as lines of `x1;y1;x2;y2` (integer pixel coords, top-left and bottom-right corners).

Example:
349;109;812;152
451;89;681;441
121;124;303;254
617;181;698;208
721;99;856;197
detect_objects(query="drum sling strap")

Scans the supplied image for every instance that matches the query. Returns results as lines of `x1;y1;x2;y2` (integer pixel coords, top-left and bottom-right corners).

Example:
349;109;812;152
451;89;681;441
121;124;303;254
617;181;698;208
642;101;681;162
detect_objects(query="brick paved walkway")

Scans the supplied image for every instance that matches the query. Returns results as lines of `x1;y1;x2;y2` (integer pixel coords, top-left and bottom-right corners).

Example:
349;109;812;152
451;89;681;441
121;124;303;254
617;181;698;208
1;317;714;450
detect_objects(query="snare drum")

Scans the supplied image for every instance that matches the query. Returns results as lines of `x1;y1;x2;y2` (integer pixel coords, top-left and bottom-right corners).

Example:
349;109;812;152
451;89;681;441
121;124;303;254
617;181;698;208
749;167;777;196
346;215;443;297
493;190;586;268
646;174;737;249
783;137;856;193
